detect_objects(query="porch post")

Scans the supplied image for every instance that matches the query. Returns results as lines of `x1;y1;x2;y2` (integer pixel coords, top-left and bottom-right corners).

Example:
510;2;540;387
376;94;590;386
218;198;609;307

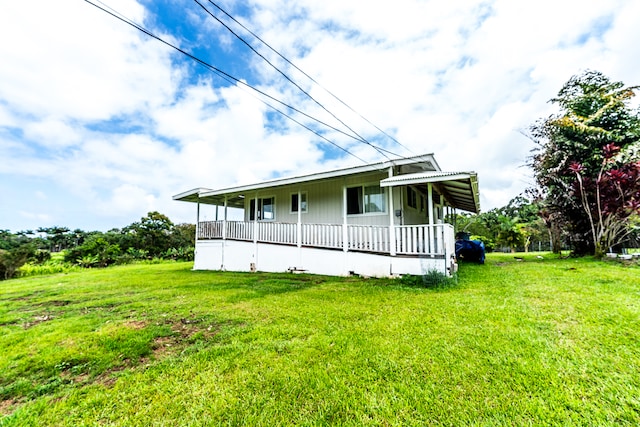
427;183;434;255
196;200;200;242
297;190;302;248
388;167;396;256
342;185;348;252
222;196;227;241
221;196;227;270
438;194;445;253
253;193;259;244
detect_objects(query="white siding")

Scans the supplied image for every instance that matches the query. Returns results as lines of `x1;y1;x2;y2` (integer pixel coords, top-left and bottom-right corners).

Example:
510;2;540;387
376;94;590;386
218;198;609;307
242;171;391;226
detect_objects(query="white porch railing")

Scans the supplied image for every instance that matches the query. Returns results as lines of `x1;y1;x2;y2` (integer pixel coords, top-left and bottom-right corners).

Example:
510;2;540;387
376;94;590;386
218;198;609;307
198;220;453;256
257;222;297;245
301;223;342;249
347;225;390;252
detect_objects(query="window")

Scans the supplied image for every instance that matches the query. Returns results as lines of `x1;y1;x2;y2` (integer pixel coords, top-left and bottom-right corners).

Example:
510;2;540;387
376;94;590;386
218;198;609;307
249;197;275;221
407;187;418;209
290;192;308;213
347;185;385;215
347;186;363;214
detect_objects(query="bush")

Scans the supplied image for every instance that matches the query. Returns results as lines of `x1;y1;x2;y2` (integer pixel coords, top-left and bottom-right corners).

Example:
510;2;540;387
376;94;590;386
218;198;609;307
19;262;80;277
399;269;457;289
0;245;36;280
34;250;52;264
64;237;121;267
163;247;194;261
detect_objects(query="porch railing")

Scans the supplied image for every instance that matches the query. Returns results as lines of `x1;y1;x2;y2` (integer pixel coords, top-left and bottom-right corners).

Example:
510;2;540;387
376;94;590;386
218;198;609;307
198;220;453;256
301;223;342;249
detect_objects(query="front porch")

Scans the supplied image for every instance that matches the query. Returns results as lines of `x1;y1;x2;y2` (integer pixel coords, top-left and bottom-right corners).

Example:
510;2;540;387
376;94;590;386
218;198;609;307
198;220;454;256
195;220;457;277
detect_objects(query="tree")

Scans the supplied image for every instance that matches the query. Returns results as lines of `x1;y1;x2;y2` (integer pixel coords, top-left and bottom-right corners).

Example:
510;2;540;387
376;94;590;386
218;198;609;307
530;71;640;256
123;212;175;257
0;245;36;279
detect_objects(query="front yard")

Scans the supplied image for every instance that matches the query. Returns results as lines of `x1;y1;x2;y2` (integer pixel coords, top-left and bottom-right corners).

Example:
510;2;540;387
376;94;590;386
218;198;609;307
1;253;638;425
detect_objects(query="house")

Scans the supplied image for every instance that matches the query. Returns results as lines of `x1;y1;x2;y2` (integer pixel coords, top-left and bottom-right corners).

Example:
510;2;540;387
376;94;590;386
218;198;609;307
173;153;479;277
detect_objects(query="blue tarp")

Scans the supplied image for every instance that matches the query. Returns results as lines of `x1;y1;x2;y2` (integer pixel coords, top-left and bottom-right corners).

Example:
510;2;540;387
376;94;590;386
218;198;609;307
455;234;485;264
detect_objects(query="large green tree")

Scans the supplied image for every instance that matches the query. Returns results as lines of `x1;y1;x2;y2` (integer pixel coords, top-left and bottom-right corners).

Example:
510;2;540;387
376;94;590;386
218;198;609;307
530;71;640;256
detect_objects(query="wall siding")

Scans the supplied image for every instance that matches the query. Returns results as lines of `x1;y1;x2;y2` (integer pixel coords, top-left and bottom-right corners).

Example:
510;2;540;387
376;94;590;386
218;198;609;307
242;171;392;226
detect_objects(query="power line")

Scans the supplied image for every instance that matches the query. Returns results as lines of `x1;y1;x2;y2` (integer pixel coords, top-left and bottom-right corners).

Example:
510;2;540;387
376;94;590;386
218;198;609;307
194;0;394;160
204;0;415;157
84;0;374;153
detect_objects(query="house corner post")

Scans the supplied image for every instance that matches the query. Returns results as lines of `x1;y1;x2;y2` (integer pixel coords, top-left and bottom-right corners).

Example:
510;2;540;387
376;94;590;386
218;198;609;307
222;196;227;241
297;190;302;248
342;185;348;252
253;193;259;244
195;200;200;242
221;196;228;270
427;183;434;256
388;167;396;256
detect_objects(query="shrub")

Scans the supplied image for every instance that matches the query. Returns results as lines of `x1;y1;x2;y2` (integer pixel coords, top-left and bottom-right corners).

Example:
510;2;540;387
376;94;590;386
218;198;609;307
65;237;121;267
399;269;457;289
164;247;195;261
0;245;37;280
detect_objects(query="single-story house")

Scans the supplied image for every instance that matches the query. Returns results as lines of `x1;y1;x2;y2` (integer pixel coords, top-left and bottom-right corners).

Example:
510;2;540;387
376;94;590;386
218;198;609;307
173;153;479;277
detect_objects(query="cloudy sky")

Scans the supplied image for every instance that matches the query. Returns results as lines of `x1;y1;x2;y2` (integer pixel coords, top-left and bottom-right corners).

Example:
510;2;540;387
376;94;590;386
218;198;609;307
1;0;638;232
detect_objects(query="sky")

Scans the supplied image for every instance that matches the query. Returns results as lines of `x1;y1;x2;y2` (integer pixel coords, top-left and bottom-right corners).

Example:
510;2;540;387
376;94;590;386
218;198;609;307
1;0;639;232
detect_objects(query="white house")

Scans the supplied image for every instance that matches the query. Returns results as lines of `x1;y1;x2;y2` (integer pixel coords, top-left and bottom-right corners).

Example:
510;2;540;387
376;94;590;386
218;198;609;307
173;153;479;277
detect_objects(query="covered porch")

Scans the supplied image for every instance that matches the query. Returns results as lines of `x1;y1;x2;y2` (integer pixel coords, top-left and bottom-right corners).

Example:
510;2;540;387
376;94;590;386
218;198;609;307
197;220;454;257
174;154;479;277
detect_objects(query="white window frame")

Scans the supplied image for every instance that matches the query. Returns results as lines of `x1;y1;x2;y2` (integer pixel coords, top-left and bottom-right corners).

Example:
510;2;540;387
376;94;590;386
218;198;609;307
407;186;418;210
290;191;308;214
347;183;386;216
249;196;276;221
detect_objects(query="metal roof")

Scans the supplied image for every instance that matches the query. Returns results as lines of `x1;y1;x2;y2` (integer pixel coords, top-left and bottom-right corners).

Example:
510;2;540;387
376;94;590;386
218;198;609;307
380;171;480;213
174;153;439;206
173;154;480;213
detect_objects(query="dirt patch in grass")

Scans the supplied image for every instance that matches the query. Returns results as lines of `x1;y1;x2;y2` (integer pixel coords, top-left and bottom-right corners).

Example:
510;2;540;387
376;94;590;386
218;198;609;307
151;317;222;358
124;320;147;330
0;398;18;416
22;313;54;329
47;300;72;307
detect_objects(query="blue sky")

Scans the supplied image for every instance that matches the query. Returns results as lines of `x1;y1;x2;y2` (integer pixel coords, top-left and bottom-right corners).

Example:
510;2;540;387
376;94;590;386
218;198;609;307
1;0;639;232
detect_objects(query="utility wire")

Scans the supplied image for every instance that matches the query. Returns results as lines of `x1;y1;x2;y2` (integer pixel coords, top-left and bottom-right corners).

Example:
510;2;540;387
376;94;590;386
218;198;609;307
194;0;392;160
204;0;415;157
84;0;374;150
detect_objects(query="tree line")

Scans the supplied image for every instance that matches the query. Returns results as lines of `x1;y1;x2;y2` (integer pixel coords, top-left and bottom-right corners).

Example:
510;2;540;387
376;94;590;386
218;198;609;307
0;212;194;279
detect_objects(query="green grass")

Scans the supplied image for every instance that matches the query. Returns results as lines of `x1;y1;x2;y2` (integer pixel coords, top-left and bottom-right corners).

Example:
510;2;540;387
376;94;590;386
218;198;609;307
1;253;639;426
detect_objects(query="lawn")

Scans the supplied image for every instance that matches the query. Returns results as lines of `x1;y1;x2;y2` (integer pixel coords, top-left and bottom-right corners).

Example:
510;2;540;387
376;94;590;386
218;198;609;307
1;253;639;426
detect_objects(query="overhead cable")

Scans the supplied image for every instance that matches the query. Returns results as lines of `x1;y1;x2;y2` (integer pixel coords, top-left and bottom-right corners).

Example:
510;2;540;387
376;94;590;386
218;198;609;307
204;0;415;157
194;0;393;160
84;0;374;150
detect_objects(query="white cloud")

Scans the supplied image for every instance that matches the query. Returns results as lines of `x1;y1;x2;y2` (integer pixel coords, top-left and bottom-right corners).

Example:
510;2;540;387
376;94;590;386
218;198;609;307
1;0;639;231
0;0;178;121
